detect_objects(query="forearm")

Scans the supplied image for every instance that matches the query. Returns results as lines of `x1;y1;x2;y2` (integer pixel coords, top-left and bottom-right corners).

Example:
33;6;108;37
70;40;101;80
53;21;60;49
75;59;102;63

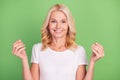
84;61;95;80
22;59;33;80
84;42;104;80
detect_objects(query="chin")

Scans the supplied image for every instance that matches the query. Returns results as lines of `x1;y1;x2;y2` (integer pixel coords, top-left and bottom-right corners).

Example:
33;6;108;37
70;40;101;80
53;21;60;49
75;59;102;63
53;34;66;38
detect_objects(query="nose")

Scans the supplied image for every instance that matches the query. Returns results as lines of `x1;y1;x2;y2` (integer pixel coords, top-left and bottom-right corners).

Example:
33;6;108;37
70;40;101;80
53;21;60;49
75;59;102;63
56;23;61;29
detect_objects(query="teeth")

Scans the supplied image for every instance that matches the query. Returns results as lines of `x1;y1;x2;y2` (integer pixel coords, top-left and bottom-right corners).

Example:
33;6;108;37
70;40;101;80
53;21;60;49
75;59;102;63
54;30;63;33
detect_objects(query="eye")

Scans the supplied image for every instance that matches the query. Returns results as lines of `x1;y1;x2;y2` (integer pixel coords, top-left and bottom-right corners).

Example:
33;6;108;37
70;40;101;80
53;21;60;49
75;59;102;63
51;20;56;23
62;20;66;23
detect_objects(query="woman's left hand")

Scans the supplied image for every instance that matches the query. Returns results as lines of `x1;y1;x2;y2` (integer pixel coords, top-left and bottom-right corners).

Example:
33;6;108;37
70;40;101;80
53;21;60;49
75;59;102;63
90;42;104;63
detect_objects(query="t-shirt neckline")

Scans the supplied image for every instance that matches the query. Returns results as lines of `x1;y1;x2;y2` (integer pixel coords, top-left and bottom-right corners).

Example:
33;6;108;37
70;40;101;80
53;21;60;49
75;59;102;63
48;47;69;53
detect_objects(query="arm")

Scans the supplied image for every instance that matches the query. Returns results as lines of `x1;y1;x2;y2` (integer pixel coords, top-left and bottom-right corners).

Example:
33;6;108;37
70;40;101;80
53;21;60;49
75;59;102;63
84;60;95;80
22;58;33;80
84;42;104;80
12;40;33;80
30;63;40;80
76;65;86;80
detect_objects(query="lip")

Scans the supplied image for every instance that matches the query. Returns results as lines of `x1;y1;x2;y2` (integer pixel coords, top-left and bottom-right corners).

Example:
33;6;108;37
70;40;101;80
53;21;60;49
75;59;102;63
54;29;63;33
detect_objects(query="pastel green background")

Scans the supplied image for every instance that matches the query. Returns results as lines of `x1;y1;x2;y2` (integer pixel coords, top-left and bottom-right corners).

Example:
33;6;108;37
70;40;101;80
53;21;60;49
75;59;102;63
0;0;120;80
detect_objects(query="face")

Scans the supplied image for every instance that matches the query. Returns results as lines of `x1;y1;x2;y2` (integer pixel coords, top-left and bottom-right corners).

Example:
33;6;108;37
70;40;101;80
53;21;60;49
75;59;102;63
48;11;69;39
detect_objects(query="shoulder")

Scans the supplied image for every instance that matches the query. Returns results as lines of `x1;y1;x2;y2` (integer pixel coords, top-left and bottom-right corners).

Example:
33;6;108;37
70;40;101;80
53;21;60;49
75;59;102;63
76;45;86;52
32;43;42;50
33;43;42;47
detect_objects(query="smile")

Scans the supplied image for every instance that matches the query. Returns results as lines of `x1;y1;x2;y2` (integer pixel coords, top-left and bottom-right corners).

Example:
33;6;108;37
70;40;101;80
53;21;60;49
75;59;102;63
54;29;63;33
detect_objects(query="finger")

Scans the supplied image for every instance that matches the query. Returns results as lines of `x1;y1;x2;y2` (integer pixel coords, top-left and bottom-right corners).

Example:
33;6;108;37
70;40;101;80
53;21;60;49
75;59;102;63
13;40;22;46
91;46;99;56
92;45;102;56
16;47;26;58
13;44;25;55
95;42;104;50
14;44;25;54
12;40;22;53
93;45;102;53
92;44;103;53
16;47;26;56
92;45;104;58
13;42;25;54
13;43;25;54
13;42;24;48
94;44;104;57
92;48;99;56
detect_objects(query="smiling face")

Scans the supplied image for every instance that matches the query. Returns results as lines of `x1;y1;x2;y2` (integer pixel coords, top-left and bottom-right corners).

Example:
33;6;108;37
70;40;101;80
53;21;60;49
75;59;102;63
48;10;69;39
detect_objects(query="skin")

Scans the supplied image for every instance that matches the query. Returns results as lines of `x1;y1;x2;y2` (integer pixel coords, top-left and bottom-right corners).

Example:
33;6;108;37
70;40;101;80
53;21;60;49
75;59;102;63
48;11;69;51
12;11;104;80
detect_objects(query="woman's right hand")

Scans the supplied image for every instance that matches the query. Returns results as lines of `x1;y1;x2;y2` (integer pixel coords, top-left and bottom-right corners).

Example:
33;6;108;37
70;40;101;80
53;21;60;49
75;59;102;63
12;40;28;60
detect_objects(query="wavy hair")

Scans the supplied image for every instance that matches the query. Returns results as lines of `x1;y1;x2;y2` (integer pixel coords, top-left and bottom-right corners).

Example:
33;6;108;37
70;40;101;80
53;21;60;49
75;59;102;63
41;4;77;50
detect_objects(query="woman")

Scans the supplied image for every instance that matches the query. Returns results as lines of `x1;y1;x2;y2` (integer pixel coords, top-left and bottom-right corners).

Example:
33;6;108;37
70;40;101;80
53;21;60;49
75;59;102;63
12;4;104;80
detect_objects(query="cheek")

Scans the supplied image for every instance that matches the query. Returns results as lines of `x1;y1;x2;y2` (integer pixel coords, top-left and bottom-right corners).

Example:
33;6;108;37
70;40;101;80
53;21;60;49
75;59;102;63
48;25;55;34
49;24;56;30
64;24;69;31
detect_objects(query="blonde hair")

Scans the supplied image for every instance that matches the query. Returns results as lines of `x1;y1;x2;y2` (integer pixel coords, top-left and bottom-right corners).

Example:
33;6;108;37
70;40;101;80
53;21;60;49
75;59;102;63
41;4;77;50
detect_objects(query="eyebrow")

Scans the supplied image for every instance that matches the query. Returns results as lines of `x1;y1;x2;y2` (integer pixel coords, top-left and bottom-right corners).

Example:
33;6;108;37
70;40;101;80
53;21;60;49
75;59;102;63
50;18;67;21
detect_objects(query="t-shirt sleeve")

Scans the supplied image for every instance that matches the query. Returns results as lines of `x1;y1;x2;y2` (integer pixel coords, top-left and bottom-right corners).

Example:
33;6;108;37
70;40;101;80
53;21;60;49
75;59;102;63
30;44;39;64
77;46;88;65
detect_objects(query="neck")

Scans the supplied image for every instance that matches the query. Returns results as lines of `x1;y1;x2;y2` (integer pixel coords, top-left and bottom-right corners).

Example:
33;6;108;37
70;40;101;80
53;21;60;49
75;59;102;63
51;37;66;49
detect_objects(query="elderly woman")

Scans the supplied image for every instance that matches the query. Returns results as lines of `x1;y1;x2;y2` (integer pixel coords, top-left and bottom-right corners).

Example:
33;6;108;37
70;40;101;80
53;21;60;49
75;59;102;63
12;4;104;80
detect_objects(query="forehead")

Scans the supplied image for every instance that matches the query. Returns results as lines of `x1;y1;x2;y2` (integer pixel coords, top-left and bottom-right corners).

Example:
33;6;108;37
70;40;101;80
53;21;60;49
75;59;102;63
50;10;67;19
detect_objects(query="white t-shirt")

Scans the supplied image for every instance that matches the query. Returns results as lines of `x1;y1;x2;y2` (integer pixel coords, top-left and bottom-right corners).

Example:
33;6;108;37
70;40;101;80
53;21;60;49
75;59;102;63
31;43;88;80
